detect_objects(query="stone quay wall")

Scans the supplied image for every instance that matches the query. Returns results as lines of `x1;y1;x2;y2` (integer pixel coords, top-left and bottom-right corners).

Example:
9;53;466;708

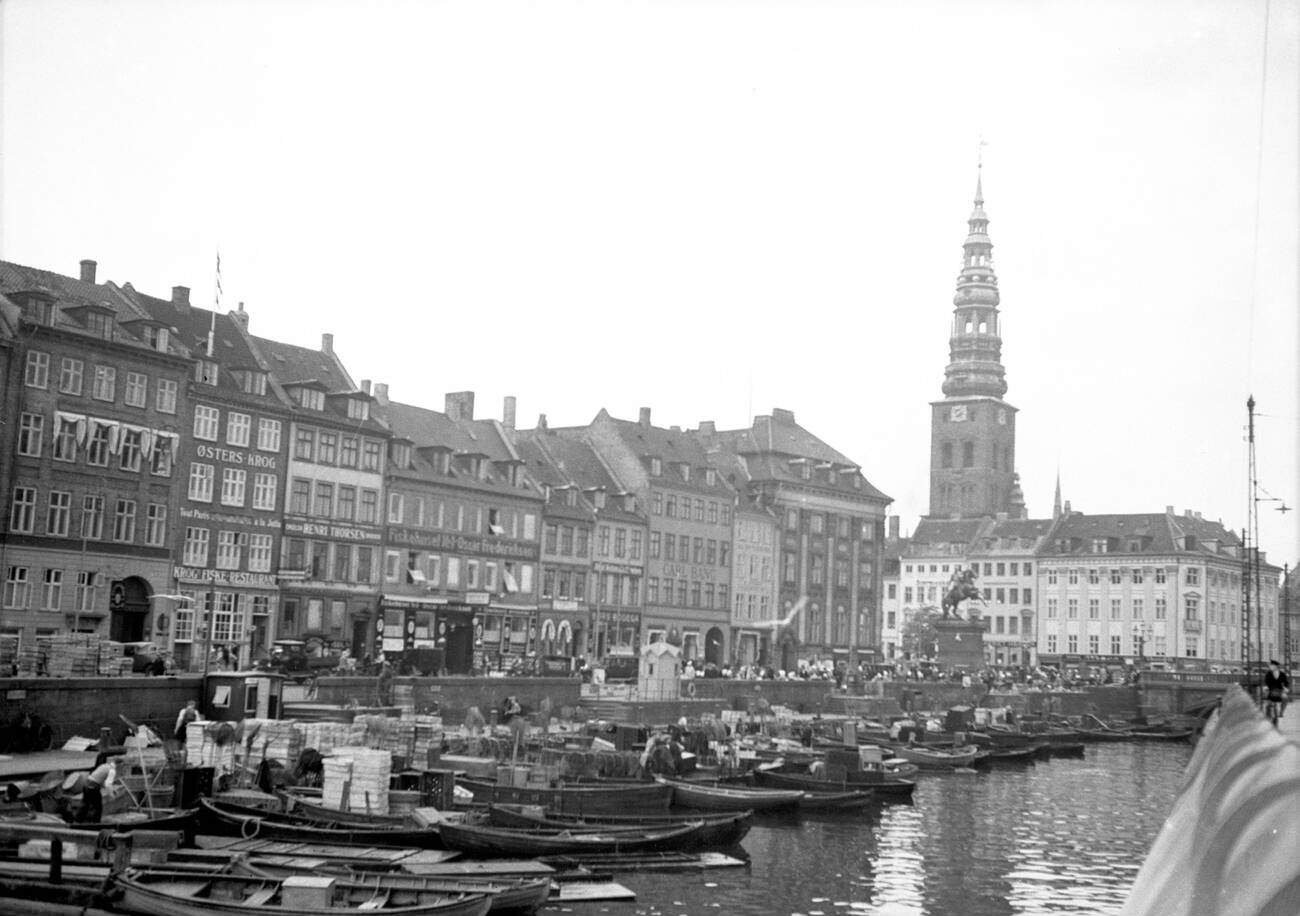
0;675;202;745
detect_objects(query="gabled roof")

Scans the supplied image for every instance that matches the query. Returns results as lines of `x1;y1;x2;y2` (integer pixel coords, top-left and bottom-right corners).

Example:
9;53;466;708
252;335;353;391
514;429;646;523
698;411;890;503
591;410;735;498
1042;511;1243;559
907;518;989;551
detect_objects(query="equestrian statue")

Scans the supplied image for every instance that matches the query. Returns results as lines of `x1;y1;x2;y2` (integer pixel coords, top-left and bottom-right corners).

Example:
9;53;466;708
941;568;986;620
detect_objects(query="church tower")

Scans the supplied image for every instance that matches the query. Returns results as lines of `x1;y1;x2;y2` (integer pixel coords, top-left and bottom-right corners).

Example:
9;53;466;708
928;171;1019;519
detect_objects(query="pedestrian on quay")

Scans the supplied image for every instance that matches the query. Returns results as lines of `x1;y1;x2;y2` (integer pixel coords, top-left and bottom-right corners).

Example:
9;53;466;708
1263;660;1290;721
174;699;202;743
78;755;117;823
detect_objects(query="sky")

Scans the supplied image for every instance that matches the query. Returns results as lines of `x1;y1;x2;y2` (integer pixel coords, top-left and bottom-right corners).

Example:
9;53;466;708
2;0;1297;566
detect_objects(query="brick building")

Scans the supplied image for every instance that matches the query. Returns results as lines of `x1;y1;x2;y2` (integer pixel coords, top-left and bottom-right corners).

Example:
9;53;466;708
696;410;890;672
0;259;189;649
125;292;291;669
372;389;543;674
252;333;388;658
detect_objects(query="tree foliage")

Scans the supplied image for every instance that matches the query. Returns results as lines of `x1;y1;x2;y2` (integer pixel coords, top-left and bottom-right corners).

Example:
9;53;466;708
900;606;942;660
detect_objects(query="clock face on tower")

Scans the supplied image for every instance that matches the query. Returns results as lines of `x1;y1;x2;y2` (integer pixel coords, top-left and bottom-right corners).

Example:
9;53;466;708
997;408;1007;425
950;405;968;422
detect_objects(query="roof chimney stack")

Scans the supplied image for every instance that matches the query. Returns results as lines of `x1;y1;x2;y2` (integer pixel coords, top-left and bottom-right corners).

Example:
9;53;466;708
445;391;475;422
373;383;389;406
538;413;548;431
171;286;190;307
888;515;900;540
639;407;651;426
321;333;333;354
230;301;249;330
360;379;372;395
79;259;97;283
503;396;517;430
698;420;716;435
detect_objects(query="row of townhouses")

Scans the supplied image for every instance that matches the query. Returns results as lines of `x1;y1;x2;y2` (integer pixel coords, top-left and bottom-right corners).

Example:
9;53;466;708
0;258;891;673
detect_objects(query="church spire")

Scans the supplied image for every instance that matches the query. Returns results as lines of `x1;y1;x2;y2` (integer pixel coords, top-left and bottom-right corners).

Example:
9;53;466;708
941;169;1007;399
1053;471;1062;520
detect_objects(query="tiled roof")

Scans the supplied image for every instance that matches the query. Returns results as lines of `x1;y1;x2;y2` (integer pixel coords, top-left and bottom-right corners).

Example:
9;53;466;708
599;414;734;496
252;334;353;391
700;413;891;503
515;430;647;523
908;518;988;550
384;401;485;454
1042;512;1243;559
0;260;178;355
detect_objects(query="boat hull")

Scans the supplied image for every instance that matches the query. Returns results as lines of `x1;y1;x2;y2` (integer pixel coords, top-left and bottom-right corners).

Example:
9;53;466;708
752;767;916;801
484;804;752;849
654;776;803;811
198;798;444;849
457;777;671;814
438;820;699;857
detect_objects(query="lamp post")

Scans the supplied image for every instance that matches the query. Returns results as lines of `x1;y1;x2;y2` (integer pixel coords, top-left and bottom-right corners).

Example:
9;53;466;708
1131;622;1151;668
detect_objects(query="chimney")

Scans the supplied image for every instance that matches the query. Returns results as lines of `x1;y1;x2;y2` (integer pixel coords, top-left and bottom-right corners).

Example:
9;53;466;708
772;407;795;423
888;515;900;539
538;413;548;431
639;407;651;426
1166;505;1175;515
503;396;517;430
360;379;371;395
79;259;97;283
172;286;190;307
445;391;475;422
1064;500;1072;514
698;420;716;434
230;301;249;330
321;333;334;354
754;415;773;445
373;382;389;406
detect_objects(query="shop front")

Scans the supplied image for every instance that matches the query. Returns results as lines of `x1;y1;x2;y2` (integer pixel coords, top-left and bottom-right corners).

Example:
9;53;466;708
172;566;279;670
538;598;584;659
378;594;476;675
474;593;540;673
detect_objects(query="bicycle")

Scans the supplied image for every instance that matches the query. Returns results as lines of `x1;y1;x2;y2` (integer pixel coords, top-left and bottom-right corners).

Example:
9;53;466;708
1264;692;1287;727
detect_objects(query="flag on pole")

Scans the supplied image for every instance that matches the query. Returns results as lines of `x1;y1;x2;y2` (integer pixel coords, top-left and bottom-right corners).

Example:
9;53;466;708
208;250;221;357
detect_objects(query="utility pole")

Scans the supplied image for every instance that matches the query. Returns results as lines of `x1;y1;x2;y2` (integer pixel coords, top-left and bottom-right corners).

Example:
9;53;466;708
1242;396;1257;699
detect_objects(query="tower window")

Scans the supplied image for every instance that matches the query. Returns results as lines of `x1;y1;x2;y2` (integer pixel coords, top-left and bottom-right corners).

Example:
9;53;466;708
962;442;974;468
978;316;988;334
964;317;973;333
941;442;953;469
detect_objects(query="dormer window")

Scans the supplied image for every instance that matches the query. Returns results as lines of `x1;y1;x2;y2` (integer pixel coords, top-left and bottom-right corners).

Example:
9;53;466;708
195;360;219;385
295;388;325;411
593;490;606;509
391;442;411;469
650;457;662;476
347;398;369;421
705;468;717;486
240;371;268;395
85;310;114;339
826;468;837;485
565;489;577;507
801;463;812;480
680;463;691;482
623;494;636;512
22;296;58;325
145;326;170;352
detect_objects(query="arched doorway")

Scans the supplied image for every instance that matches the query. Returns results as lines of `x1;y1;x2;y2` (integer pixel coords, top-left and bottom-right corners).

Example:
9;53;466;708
704;627;724;666
109;576;152;642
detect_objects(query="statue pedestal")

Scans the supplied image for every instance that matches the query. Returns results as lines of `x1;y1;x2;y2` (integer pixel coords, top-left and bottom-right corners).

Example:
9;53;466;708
934;618;986;670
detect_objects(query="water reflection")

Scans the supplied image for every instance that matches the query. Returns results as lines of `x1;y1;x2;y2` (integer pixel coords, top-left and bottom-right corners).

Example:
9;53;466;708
570;743;1193;916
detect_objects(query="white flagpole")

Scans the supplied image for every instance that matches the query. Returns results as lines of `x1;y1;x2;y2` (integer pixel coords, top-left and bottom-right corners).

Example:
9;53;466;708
208;250;222;357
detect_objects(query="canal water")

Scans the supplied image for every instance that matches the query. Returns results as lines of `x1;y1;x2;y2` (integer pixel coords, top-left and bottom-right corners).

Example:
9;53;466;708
547;742;1194;916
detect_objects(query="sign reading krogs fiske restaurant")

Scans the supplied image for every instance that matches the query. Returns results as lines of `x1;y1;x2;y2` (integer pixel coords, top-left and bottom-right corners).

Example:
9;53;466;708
173;567;278;588
387;526;538;560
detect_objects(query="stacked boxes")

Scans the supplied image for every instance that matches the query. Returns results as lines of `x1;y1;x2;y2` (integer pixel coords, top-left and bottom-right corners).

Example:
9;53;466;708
322;747;390;814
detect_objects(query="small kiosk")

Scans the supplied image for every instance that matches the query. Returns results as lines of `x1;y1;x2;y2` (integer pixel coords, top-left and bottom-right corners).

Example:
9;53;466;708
639;640;683;702
204;670;286;721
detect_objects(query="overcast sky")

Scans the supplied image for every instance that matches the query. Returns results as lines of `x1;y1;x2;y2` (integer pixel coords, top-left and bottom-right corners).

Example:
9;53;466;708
2;0;1297;566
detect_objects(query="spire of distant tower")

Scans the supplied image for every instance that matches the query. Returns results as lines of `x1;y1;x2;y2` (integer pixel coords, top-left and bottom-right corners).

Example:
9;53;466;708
1053;471;1062;520
941;169;1007;399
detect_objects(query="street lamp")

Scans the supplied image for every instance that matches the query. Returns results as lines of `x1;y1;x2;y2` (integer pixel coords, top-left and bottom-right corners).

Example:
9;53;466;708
1131;622;1151;667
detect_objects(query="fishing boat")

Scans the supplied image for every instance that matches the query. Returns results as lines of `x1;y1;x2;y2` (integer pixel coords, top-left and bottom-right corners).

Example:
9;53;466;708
279;794;411;828
235;866;552;916
437;819;700;857
795;789;877;811
973;745;1037;765
484;804;752;848
889;743;981;769
1128;728;1194;742
456;776;672;815
652;775;803;812
198;798;445;849
108;867;491;916
751;765;916;801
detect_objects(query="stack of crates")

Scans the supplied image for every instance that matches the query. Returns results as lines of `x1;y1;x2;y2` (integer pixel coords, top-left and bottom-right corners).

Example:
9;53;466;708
322;746;390;814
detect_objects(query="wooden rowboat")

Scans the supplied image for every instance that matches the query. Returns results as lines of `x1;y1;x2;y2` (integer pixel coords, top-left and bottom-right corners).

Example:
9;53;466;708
235;865;552;916
889;744;982;769
652;775;803;812
279;793;411;828
796;790;878;811
751;766;917;801
438;819;700;857
108;867;491;916
456;776;671;814
484;804;752;848
198;798;444;849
